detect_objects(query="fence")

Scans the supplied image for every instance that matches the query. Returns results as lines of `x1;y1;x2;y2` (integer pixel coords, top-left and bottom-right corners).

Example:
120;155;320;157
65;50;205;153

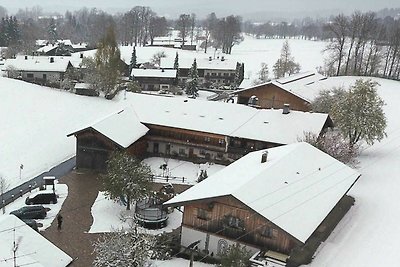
0;157;76;211
151;175;189;184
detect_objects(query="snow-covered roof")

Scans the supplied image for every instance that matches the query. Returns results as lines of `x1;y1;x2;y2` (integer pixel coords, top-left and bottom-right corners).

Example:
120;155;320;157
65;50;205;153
160;57;237;70
69;106;149;148
126;93;329;144
36;44;58;53
3;56;71;73
0;215;73;267
131;68;177;78
236;71;327;103
165;142;361;243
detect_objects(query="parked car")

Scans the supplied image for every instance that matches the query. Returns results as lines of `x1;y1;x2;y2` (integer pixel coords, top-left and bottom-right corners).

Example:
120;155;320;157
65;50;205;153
22;219;39;231
25;191;57;205
10;206;47;219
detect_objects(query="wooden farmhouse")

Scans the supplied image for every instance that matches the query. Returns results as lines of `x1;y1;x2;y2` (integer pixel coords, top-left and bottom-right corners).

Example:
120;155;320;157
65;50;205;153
165;142;361;266
235;71;327;112
160;56;239;87
130;68;177;91
68;93;333;171
3;55;73;84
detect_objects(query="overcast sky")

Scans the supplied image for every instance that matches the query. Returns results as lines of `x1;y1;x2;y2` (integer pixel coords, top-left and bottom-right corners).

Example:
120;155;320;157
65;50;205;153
2;0;400;19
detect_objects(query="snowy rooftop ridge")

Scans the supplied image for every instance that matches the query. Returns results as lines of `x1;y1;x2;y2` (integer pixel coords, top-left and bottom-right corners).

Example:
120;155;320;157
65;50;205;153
165;142;361;243
68;106;149;148
3;55;72;73
160;57;237;70
125;93;330;145
0;215;73;267
131;68;177;78
236;71;327;103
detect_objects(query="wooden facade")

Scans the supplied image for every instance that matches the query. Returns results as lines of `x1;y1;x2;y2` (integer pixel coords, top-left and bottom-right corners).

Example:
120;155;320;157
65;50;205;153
237;83;311;112
145;124;276;163
73;128;147;171
179;195;302;255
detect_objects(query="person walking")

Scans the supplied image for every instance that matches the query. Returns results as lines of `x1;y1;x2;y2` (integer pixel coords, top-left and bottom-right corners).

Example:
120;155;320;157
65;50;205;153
57;214;63;231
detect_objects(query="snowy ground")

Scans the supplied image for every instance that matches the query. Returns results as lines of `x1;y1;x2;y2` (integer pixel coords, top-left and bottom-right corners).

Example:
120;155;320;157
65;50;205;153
89;191;182;234
2;35;400;266
0;183;68;231
143;157;226;185
151;258;214;267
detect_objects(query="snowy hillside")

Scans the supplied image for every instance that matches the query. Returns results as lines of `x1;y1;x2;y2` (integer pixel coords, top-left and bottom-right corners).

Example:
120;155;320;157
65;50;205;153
0;77;124;188
306;77;400;267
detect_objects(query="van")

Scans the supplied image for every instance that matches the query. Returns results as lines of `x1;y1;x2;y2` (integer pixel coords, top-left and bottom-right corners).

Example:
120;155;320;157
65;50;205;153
25;191;57;205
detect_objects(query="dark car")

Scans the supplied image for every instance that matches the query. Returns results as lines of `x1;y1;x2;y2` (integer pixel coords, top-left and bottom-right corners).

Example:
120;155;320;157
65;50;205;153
25;191;57;205
22;219;39;231
10;206;47;219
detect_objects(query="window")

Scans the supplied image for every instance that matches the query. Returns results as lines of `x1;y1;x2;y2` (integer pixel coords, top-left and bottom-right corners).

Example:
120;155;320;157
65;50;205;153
199;149;206;155
225;215;244;229
261;227;278;239
204;137;211;142
27;73;34;79
42;74;47;80
179;148;186;155
218;139;225;145
197;208;209;220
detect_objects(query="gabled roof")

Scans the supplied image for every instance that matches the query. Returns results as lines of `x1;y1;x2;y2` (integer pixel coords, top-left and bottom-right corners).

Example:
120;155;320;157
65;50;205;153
68;106;149;148
131;68;177;78
165;142;361;243
235;71;327;103
160;57;237;70
3;56;71;73
0;215;73;267
126;93;330;145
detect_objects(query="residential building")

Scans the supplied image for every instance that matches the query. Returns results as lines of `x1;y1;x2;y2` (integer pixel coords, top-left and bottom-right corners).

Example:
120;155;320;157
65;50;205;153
68;93;332;170
160;56;239;87
131;68;177;91
3;55;73;84
235;71;327;111
164;142;361;266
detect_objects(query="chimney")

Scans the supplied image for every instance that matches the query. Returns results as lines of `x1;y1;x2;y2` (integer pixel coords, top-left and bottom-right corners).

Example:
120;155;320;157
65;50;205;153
209;56;212;61
49;57;54;63
261;151;268;163
283;103;290;114
24;55;28;60
161;68;165;72
221;56;225;61
80;53;83;59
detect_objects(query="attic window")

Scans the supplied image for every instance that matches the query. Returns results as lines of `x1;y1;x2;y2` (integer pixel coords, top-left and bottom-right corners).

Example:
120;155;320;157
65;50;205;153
260;227;278;239
197;208;209;220
224;215;244;230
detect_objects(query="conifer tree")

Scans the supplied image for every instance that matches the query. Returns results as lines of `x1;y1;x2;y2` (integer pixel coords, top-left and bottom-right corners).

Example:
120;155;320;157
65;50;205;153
173;52;179;85
273;40;300;78
186;58;199;97
129;46;136;77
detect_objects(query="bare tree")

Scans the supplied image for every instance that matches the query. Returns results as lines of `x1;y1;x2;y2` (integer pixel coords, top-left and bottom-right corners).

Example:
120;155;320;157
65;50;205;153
176;14;191;47
324;14;348;76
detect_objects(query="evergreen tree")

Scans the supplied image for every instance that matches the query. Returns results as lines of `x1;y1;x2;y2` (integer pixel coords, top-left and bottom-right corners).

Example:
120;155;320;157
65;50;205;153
101;151;152;210
129;46;136;77
186;58;199;97
48;18;58;42
273;40;300;78
232;62;243;89
173;52;179;85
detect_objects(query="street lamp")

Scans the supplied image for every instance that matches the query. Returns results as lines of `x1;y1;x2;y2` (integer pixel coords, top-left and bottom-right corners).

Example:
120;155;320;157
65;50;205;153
19;164;23;179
